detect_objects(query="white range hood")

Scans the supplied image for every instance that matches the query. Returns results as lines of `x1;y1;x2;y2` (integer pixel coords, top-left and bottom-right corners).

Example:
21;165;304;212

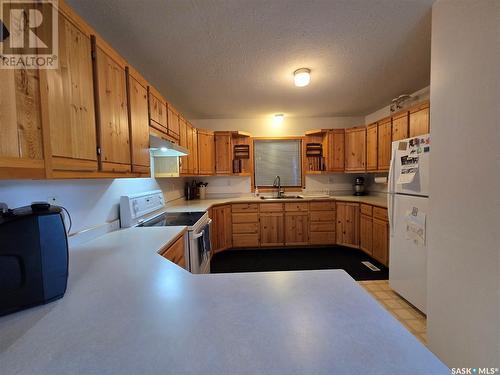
149;135;189;157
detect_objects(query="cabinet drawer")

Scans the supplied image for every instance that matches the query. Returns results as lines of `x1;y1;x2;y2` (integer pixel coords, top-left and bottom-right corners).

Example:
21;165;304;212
360;204;373;216
260;203;284;212
232;234;259;248
233;222;259;234
310;211;336;222
232;203;259;213
232;213;259;224
373;206;388;220
309;201;336;211
309;231;336;245
285;202;309;212
310;222;334;232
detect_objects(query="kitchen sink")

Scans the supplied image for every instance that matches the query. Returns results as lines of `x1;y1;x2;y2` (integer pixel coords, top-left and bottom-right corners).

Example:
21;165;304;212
260;195;303;200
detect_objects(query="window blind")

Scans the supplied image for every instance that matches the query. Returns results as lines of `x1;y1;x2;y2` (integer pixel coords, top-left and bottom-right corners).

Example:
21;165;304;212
254;139;302;187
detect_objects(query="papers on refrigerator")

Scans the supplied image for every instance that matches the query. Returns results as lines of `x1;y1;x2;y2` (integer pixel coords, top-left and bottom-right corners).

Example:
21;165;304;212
405;208;426;246
397;155;419;184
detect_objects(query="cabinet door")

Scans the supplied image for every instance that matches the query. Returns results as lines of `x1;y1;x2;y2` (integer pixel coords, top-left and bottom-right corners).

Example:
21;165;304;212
345;127;366;172
212;205;232;252
392;112;409;141
94;46;131;172
167;105;180;141
215;132;232;175
366;123;378;171
336;202;359;247
285;212;309;245
409;104;430;137
41;15;97;174
179;118;189;174
360;214;373;255
148;88;167;134
0;68;45;178
190;126;199;174
127;72;150;173
197;130;215;175
260;213;285;246
326;129;345;172
377;118;392;171
372;217;389;266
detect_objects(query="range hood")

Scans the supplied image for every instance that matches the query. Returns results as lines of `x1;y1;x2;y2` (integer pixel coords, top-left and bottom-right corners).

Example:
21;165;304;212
149;135;189;157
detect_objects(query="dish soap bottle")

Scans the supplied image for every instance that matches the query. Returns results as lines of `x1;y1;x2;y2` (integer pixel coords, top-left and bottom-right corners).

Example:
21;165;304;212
254;187;260;198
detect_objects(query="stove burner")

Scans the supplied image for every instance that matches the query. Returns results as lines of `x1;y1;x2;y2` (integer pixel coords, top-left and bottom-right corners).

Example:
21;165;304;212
139;211;205;227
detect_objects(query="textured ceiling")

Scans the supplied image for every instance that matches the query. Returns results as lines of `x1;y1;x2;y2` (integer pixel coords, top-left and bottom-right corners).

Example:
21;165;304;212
67;0;433;119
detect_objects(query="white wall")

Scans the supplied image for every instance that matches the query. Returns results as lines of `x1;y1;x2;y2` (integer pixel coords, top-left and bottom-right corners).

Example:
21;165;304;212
427;0;499;368
0;177;184;235
191;116;363;137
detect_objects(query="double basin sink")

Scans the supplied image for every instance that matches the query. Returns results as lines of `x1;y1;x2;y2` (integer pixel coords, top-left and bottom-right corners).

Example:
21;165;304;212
259;195;303;200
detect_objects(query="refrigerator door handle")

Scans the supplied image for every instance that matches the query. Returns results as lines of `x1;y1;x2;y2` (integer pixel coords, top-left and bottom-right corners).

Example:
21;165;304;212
388;193;395;236
388;147;396;236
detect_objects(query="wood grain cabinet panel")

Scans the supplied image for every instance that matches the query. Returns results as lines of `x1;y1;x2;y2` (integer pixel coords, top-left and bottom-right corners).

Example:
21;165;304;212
336;202;360;248
377;118;392;171
214;132;232;175
366;123;378;171
309;201;336;211
285;212;309;245
260;203;284;212
392;112;409;141
232;234;260;248
232;203;259;213
360;214;373;255
326;129;345;172
127;70;150;173
161;233;186;268
409;103;430;137
372;217;389;266
190;125;199;174
94;44;131;172
0;68;45;178
284;202;309;212
167;105;180;141
148;88;167;134
232;213;259;224
260;213;285;247
40;14;97;174
345;127;366;172
178;117;189;174
211;205;232;253
197;129;215;175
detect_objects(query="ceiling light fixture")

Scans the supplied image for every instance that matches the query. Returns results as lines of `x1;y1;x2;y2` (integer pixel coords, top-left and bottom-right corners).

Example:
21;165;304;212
294;68;311;87
273;114;284;125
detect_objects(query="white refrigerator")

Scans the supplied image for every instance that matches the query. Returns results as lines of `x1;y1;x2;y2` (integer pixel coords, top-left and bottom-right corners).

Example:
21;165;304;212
388;133;430;313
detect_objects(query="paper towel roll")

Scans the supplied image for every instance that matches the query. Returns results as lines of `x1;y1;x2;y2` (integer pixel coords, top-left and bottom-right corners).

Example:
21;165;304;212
374;176;388;184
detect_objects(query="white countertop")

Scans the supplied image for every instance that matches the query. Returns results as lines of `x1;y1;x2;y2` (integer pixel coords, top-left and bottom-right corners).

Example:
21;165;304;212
166;194;388;212
0;226;448;374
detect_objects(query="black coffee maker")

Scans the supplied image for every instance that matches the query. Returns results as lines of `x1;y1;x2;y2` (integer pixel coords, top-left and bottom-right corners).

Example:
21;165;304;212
353;176;366;196
0;203;69;316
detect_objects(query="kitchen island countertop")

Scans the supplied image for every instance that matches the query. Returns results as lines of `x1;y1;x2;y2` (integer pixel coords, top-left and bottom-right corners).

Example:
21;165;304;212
0;226;449;374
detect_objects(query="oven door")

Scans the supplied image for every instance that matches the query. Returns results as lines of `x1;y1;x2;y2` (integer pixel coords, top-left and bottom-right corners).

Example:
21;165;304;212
190;219;212;274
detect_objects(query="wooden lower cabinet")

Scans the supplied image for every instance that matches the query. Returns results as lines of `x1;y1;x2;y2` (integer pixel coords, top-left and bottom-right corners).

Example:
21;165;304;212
359;213;373;255
232;204;259;248
211;205;232;253
309;201;336;245
285;212;309;245
372;217;389;266
260;212;285;247
160;233;186;269
336;202;360;248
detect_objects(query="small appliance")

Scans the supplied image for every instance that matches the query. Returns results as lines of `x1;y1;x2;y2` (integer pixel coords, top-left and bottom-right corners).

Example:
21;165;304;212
353;176;366;196
0;203;69;316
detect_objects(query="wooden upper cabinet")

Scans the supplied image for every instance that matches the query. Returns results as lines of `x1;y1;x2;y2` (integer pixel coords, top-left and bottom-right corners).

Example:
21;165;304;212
326;129;345;172
214;132;232;175
366;123;378;171
409;102;430;137
167;105;180;141
93;40;131;172
392;112;409;141
197;129;215;175
126;68;150;174
40;14;97;175
0;68;45;178
377;117;392;171
345;127;366;172
178;117;189;174
148;86;167;134
190;124;199;175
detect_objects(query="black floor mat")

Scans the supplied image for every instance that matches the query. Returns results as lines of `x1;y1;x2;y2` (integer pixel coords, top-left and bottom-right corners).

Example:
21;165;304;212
210;246;388;281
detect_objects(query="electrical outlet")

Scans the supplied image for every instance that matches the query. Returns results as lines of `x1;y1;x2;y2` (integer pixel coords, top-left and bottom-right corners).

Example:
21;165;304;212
47;196;59;206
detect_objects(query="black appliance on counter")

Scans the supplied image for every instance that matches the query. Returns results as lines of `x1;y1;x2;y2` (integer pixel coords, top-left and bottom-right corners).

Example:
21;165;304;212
353;176;366;196
0;203;69;316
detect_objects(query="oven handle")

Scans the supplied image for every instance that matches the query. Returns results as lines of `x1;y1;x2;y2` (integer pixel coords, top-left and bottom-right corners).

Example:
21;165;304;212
192;219;212;239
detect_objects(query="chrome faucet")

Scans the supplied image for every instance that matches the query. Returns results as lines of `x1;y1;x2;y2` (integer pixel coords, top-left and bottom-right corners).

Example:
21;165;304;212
273;176;284;198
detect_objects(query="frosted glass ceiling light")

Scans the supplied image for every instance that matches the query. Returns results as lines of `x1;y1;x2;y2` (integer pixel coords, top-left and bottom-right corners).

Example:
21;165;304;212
273;114;284;125
294;68;311;87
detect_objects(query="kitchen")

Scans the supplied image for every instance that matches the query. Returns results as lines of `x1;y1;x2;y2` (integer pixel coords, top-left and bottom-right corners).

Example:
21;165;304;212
0;0;498;374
